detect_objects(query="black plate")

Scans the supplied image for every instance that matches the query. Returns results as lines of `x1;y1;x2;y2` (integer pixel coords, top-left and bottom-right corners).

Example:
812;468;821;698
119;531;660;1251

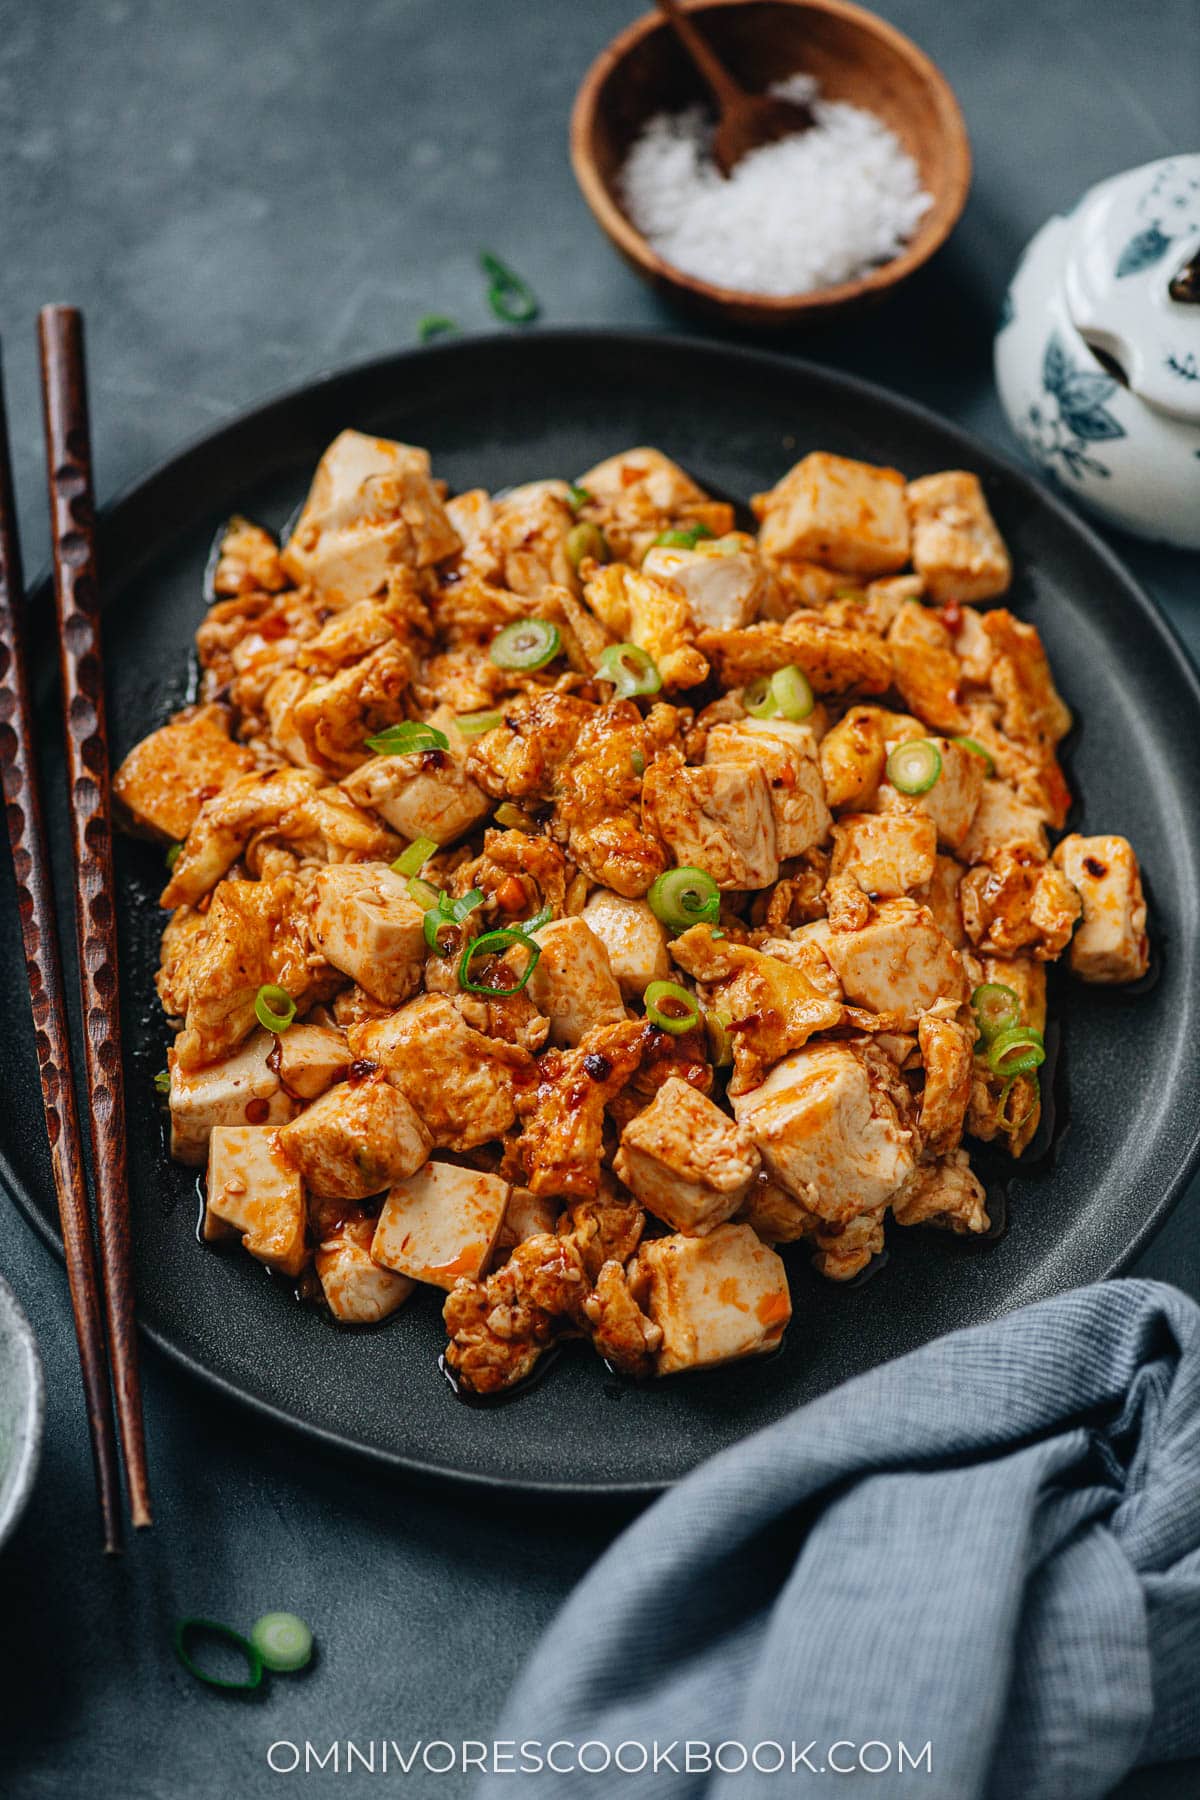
3;331;1199;1497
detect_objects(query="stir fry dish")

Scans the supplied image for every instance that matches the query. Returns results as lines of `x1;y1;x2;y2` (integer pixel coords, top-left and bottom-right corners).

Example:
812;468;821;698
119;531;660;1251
115;433;1151;1395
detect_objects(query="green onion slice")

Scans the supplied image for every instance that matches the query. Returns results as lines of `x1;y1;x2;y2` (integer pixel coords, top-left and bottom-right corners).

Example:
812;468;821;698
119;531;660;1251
173;1618;264;1692
420;885;484;954
417;313;458;343
769;664;815;721
566;521;608;570
480;250;540;325
567;483;591;511
643;980;700;1035
365;721;449;756
249;1612;314;1674
153;1069;171;1095
254;985;296;1034
999;1074;1039;1132
653;523;714;550
971;982;1021;1043
455;709;504;738
648;865;720;933
953;735;995;774
705;1007;733;1069
494;802;533;832
407;875;442;911
392;835;438;879
987;1025;1046;1079
743;674;779;719
490;618;561;671
165;841;183;871
886;738;943;795
595;642;662;698
524;903;553;932
458;926;541;996
631;750;645;777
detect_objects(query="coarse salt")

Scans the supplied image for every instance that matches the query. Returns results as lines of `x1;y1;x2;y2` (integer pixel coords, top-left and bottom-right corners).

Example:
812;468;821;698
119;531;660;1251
618;73;932;297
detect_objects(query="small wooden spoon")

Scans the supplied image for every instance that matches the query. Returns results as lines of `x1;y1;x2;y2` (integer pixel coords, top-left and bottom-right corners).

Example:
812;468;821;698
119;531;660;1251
654;0;815;176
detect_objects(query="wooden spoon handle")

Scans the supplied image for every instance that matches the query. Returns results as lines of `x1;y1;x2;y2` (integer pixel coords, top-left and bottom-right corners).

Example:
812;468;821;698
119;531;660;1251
654;0;746;109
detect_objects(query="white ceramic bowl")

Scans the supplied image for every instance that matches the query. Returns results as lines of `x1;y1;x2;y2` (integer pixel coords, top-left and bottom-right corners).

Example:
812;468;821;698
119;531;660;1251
0;1272;44;1551
995;155;1200;548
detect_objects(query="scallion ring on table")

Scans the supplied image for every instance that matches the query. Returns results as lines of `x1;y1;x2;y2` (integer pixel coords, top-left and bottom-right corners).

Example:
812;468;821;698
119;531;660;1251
886;738;942;795
417;313;458;343
392;835;438;879
249;1612;314;1674
971;982;1022;1043
480;251;540;325
952;735;995;774
648;865;720;933
153;1069;171;1095
987;1025;1046;1079
254;985;296;1034
490;618;561;671
458;926;541;996
652;522;714;550
455;709;504;738
594;642;662;698
173;1618;264;1692
643;980;700;1035
566;521;608;570
364;721;449;756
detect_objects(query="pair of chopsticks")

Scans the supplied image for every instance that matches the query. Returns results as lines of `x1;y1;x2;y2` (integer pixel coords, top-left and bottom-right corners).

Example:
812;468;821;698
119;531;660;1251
0;307;151;1551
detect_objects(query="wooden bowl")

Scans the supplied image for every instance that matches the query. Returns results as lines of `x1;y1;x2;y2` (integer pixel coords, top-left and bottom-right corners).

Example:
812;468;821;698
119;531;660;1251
570;0;971;328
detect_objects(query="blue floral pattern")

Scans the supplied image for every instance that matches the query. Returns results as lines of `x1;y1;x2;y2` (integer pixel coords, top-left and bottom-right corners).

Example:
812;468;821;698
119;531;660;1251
1020;333;1126;482
1114;160;1200;280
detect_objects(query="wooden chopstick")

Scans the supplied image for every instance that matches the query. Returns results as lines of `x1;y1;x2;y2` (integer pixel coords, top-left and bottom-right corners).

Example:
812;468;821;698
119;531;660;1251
38;305;152;1532
0;346;125;1553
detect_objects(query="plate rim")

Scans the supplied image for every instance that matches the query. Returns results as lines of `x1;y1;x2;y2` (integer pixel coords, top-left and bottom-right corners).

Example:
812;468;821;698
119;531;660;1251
5;326;1200;1499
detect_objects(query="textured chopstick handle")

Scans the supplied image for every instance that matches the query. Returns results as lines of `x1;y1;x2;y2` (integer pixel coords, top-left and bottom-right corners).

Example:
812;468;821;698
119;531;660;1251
0;346;124;1552
39;305;152;1531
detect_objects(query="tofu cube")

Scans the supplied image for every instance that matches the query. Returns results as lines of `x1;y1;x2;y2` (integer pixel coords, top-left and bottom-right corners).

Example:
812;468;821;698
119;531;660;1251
641;539;763;631
637;1224;791;1375
642;758;778;890
277;1073;432;1201
496;1186;563;1249
874;736;985;850
341;750;490;846
348;994;527;1151
830;813;937;898
273;1023;352;1101
581;891;671;1000
371;1159;510;1289
614;1076;760;1234
526;916;626;1047
751;452;910;575
279;429;461;602
113;704;254;843
959;780;1050;864
169;1030;294;1166
315;1215;415;1323
822;899;967;1026
920;854;967;948
310;864;426;1006
705;718;831;860
906;471;1011;604
1052;834;1149;983
731;1043;916;1222
577;446;707;513
205;1125;307;1277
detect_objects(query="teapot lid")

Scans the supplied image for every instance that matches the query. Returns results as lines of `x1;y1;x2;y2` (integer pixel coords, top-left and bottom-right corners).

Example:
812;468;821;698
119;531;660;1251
1064;154;1200;423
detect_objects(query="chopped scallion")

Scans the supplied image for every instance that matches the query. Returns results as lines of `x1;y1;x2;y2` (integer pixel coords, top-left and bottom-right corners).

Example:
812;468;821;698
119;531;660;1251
566;521;608;570
490;619;561;671
971;982;1021;1043
173;1619;263;1692
254;985;296;1034
365;721;449;756
153;1068;171;1095
594;642;661;699
249;1612;314;1674
987;1026;1046;1079
643;980;700;1035
886;738;942;795
165;841;183;871
648;866;720;933
480;251;540;325
952;735;995;774
567;483;591;511
653;523;714;550
458;926;541;996
392;835;438;879
455;710;504;738
417;314;458;343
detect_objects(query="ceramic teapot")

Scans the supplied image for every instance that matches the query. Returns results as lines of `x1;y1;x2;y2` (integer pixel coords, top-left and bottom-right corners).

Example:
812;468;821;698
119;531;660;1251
995;155;1200;548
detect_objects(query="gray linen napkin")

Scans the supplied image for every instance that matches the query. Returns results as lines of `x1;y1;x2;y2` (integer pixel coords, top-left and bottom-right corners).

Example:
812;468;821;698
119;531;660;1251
478;1280;1200;1798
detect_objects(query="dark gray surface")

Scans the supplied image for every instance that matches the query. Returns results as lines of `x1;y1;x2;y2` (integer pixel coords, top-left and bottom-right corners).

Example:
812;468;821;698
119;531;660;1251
0;1;1196;1795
